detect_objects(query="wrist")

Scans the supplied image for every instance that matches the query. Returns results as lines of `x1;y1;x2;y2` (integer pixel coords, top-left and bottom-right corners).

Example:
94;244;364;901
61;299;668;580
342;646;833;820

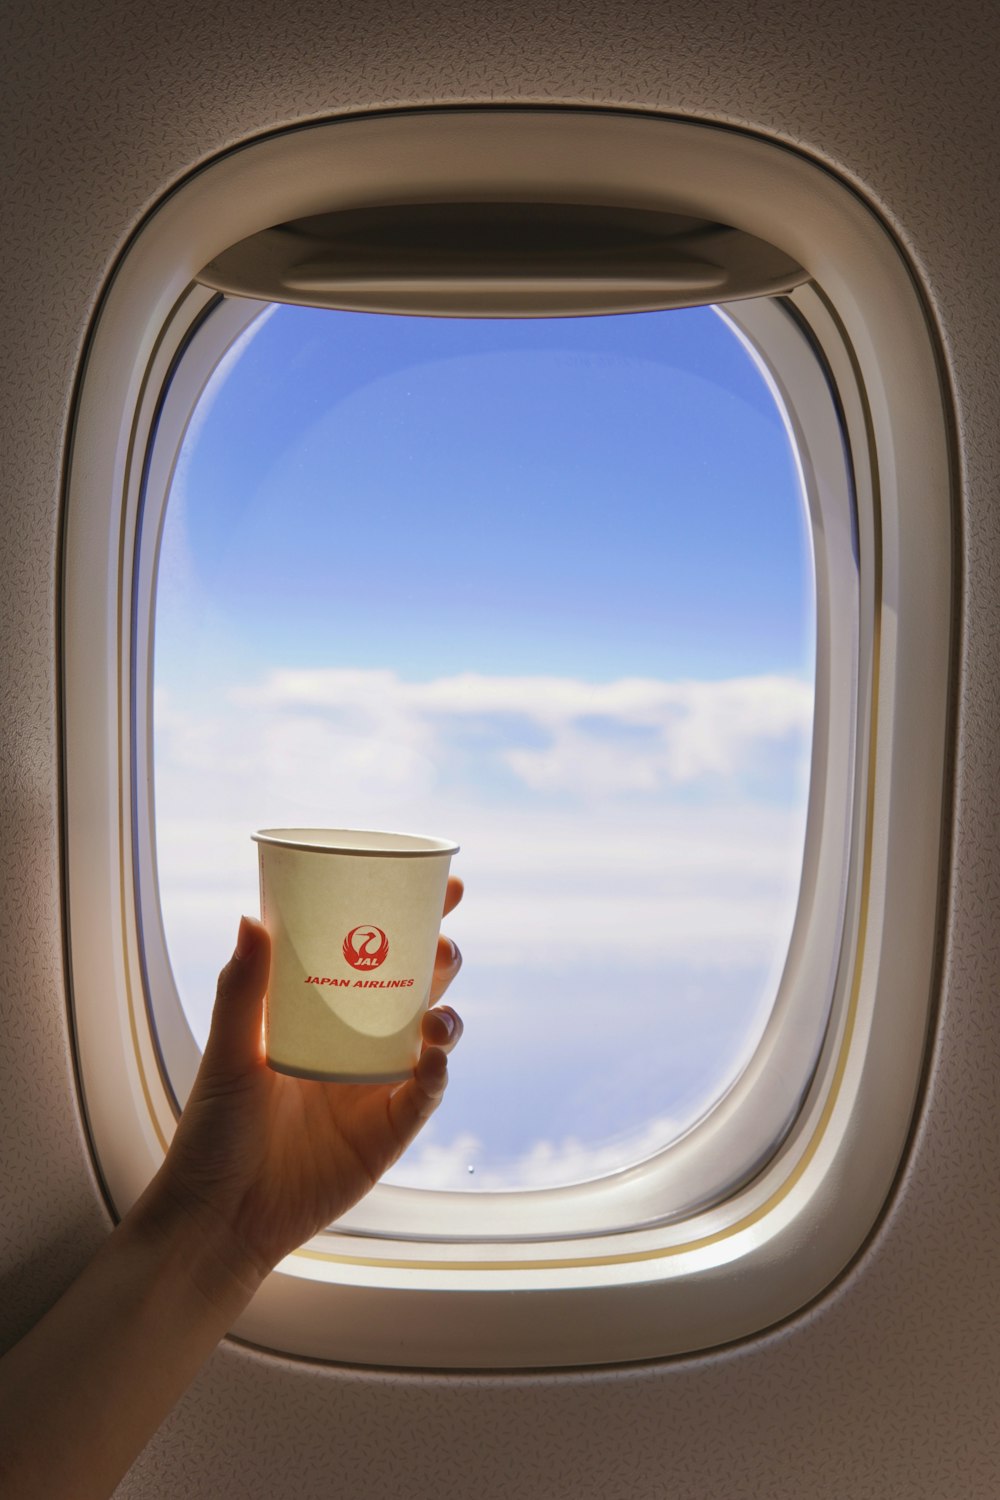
124;1171;267;1323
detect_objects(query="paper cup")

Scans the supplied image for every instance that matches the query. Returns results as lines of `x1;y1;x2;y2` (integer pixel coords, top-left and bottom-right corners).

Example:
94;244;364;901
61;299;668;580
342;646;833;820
253;827;459;1083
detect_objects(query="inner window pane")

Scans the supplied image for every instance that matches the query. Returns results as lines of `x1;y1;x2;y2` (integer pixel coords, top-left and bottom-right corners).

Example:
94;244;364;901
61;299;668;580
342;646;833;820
153;303;815;1191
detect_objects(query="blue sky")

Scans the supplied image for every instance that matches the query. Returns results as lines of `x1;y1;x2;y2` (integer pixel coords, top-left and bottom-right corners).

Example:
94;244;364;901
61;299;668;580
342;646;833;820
154;301;815;1191
165;304;813;682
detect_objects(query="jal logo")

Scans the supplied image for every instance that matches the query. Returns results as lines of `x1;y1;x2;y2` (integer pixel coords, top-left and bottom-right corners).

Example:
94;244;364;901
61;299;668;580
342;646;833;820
343;924;390;971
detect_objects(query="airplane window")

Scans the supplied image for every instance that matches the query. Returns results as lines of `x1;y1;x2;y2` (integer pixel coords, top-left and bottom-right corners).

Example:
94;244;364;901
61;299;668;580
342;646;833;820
152;301;815;1194
62;107;952;1364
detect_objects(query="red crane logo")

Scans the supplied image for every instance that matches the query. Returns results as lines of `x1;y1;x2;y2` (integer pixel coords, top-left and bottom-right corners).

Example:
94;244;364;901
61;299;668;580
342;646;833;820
342;924;390;971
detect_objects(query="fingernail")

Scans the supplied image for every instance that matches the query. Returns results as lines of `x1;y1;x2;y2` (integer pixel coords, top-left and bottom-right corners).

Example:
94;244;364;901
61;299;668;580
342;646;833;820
436;1008;456;1038
235;915;254;959
445;938;460;964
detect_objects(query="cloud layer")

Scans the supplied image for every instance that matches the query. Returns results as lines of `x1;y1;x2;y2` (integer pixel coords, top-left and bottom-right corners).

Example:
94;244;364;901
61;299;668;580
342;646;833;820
230;666;812;796
155;663;812;974
154;665;812;1184
385;1112;687;1191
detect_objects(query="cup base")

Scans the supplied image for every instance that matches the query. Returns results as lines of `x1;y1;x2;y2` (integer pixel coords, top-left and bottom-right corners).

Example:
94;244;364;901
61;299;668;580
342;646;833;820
266;1056;415;1085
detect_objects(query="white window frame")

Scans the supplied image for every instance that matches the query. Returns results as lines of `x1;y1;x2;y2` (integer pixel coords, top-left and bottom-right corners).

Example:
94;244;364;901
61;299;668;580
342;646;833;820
134;289;852;1242
62;107;954;1368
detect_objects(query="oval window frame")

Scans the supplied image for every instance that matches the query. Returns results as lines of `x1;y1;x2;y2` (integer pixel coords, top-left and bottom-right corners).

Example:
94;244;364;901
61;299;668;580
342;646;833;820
62;107;955;1368
136;287;848;1241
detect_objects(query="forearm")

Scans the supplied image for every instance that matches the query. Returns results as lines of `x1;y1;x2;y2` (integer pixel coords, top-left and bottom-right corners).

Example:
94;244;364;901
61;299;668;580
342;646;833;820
0;905;462;1498
0;1174;262;1500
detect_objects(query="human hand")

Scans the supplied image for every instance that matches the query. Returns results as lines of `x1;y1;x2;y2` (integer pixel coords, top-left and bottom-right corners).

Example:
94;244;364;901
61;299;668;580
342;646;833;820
0;893;463;1500
148;878;465;1287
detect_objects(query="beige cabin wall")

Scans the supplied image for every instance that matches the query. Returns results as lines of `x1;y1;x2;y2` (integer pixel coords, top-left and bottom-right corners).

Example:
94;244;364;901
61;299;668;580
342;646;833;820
1;0;997;1494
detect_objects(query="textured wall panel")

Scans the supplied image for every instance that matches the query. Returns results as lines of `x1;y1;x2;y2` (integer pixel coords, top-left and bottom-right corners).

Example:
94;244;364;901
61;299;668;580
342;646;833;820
1;0;998;1495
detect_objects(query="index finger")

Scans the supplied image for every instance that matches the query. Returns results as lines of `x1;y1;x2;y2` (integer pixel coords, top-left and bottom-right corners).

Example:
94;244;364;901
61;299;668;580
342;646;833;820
443;875;464;919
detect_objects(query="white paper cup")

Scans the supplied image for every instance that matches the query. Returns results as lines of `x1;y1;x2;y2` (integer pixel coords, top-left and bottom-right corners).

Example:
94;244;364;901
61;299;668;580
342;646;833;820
253;827;459;1083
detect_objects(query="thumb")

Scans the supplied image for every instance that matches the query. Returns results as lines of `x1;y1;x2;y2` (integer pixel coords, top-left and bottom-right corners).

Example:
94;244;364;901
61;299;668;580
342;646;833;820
201;916;271;1074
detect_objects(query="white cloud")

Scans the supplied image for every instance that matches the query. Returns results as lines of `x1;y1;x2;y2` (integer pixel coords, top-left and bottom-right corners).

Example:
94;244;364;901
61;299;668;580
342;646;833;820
384;1111;688;1191
154;665;812;1041
231;667;812;797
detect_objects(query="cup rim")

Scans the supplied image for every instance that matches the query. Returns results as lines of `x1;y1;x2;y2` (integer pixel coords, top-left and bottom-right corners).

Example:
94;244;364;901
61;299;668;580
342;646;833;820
252;826;460;858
